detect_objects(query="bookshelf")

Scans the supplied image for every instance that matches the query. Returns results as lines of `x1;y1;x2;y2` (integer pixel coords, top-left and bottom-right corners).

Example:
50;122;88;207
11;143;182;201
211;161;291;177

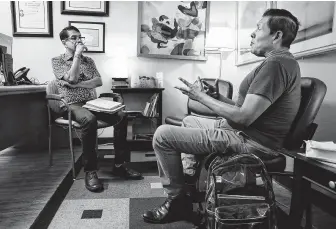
111;87;164;152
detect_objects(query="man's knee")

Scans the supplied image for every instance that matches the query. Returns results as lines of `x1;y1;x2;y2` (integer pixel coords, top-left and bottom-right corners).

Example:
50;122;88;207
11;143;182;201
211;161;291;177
152;125;171;150
182;115;197;128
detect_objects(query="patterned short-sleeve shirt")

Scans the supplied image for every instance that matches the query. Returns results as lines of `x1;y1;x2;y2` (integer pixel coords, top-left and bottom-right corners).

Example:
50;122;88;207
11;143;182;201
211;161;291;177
51;53;101;104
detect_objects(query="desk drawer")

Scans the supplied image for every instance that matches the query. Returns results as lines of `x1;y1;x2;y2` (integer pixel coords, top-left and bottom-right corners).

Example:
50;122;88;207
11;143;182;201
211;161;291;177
303;162;336;193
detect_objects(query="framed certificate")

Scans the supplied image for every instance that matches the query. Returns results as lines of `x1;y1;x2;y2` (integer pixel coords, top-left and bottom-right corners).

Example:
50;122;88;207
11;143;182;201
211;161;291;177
61;1;109;16
69;21;105;53
11;1;53;37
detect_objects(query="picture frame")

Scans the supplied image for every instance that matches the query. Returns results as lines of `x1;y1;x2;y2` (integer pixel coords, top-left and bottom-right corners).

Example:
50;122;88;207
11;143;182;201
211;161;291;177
274;1;336;59
10;1;53;37
61;1;109;16
235;1;273;66
137;1;210;61
69;21;105;53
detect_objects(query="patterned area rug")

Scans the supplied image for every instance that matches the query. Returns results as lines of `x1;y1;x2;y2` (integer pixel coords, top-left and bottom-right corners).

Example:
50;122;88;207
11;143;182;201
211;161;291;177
48;159;336;229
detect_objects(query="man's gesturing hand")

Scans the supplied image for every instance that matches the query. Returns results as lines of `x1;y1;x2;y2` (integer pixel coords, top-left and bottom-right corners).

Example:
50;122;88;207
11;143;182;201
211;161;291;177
202;78;219;99
174;76;205;101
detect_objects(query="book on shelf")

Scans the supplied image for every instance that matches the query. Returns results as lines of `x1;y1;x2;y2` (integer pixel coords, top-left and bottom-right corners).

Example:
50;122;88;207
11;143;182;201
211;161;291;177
145;93;159;117
83;97;125;114
123;93;159;117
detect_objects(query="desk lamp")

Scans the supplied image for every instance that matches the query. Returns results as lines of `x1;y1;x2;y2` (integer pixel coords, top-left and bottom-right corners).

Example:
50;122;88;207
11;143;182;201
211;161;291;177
111;57;129;88
205;26;235;79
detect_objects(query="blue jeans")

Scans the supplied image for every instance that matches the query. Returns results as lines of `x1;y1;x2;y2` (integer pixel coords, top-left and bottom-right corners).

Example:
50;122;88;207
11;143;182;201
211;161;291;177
153;116;279;197
64;102;128;171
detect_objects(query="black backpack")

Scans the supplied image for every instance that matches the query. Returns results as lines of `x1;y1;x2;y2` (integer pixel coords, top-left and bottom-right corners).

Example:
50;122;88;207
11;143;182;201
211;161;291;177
197;153;277;229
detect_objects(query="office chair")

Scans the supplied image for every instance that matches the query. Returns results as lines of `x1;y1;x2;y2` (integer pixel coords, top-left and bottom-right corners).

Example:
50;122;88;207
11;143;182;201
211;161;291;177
165;78;233;126
202;77;327;228
46;80;123;179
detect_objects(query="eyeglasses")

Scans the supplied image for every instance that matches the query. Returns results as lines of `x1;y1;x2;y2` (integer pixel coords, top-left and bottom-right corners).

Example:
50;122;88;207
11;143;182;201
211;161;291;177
67;36;85;42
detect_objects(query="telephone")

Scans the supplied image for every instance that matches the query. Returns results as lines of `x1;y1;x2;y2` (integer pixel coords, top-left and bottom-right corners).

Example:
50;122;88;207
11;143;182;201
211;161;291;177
1;52;33;85
14;67;32;85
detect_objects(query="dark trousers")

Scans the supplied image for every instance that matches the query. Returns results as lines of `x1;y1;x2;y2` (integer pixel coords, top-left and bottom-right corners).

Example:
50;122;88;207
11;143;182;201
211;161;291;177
64;103;128;171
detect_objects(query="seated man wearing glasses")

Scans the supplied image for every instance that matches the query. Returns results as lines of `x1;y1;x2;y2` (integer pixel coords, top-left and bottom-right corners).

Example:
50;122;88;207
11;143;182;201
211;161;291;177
51;26;142;192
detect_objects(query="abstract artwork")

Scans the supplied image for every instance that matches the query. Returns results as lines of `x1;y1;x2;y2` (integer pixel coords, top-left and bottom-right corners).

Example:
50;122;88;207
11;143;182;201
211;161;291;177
137;1;210;61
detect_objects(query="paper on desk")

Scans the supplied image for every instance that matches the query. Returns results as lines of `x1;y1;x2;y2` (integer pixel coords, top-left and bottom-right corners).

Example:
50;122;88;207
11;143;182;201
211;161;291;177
304;140;336;164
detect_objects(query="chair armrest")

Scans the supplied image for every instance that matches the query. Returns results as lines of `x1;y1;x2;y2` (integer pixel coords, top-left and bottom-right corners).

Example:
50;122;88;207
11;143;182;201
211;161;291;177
46;94;63;100
268;171;293;177
46;94;69;112
306;123;318;140
99;92;124;104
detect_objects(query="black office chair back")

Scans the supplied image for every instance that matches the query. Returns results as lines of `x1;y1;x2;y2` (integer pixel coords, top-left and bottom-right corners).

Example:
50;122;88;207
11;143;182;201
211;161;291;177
284;77;327;150
187;78;233;117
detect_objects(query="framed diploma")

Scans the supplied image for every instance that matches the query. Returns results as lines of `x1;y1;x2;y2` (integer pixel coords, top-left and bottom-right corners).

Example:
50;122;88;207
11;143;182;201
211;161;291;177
61;1;109;16
69;21;105;53
11;1;53;37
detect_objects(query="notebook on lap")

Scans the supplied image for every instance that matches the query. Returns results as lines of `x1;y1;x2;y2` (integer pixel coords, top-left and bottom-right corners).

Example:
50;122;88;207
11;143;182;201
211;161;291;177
83;98;125;114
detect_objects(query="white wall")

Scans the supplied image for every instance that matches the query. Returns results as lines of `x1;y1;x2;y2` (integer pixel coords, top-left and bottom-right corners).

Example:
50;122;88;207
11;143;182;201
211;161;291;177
0;1;222;137
1;1;336;144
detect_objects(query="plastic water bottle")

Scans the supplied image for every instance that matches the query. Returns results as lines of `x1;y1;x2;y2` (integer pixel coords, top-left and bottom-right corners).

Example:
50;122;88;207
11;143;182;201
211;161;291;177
155;72;163;88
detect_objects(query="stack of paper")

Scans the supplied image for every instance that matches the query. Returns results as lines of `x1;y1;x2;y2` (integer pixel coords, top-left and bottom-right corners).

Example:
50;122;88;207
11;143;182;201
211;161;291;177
83;98;125;114
304;140;336;164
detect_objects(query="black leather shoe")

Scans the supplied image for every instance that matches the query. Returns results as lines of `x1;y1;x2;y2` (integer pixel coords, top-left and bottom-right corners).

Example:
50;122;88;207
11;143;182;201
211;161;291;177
112;165;143;180
143;194;193;224
85;171;103;192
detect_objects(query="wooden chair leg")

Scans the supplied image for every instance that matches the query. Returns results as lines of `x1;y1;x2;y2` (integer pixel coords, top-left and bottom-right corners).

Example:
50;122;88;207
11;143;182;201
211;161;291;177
47;106;53;166
96;131;98;153
69;126;76;180
48;124;53;166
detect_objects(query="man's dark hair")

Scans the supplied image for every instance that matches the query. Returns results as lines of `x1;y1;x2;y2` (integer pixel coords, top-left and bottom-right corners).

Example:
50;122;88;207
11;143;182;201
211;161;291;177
59;26;80;41
263;9;300;48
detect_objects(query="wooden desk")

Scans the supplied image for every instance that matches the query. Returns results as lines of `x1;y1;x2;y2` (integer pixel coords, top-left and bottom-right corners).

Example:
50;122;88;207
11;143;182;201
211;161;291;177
0;85;48;150
286;150;336;228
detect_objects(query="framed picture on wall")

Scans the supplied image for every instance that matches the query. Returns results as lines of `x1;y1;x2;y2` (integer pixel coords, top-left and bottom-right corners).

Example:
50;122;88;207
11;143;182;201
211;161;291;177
11;1;53;37
235;1;273;66
61;1;109;16
69;21;105;53
274;1;336;59
137;1;210;61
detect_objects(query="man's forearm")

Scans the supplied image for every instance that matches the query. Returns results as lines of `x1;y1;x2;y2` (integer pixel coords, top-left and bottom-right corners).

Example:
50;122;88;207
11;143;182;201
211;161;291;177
67;56;81;83
217;95;236;105
76;77;102;89
197;93;246;125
